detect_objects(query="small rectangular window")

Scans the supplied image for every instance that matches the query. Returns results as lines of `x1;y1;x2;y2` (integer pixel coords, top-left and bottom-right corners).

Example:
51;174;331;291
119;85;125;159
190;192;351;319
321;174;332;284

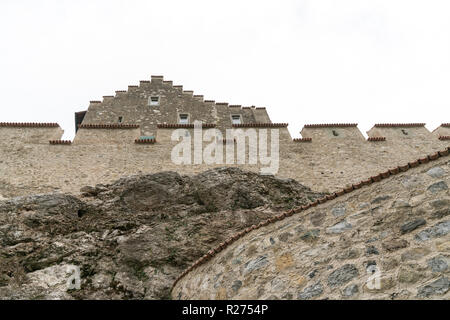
118;116;123;123
179;114;189;124
231;114;242;125
149;96;160;106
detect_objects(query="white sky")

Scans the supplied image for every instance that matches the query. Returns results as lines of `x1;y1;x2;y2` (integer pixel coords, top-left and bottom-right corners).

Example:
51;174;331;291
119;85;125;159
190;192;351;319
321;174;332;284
1;0;449;140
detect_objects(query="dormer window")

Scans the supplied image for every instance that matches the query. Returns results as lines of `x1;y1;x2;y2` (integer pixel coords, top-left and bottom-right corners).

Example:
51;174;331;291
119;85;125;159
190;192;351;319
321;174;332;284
231;114;242;125
149;96;160;106
179;114;189;124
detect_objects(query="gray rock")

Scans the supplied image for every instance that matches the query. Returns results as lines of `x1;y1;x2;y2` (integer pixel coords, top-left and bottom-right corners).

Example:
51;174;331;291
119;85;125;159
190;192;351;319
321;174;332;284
392;200;411;208
371;195;391;204
310;211;326;226
308;269;318;279
415;220;450;241
331;204;346;217
282;293;293;300
429;199;450;209
342;284;359;297
381;239;408;251
401;218;426;234
300;229;320;242
366;246;379;255
278;232;292;242
426;167;445;178
243;256;268;274
231;280;242;292
327;264;359;288
427;256;448;273
298;282;323;300
417;277;450;298
401;175;422;189
431;208;450;220
326;221;352;234
359;202;369;209
427;181;448;194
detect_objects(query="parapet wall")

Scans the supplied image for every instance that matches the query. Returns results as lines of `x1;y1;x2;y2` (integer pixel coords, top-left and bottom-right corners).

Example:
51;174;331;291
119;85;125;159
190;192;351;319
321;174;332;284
0;124;63;145
0;122;449;198
172;150;450;300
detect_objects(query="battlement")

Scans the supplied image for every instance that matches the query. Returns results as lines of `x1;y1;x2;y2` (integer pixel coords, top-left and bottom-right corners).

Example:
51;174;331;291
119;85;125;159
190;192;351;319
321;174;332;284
157;123;217;129
300;123;364;141
0;75;448;200
367;136;386;141
374;123;425;127
232;123;288;128
303;123;358;128
293;138;312;142
78;124;140;129
0;123;63;145
135;137;156;144
49;140;72;145
0;122;59;127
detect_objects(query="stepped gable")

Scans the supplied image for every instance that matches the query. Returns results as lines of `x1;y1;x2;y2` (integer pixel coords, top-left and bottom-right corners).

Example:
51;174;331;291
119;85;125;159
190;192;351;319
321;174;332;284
78;75;271;136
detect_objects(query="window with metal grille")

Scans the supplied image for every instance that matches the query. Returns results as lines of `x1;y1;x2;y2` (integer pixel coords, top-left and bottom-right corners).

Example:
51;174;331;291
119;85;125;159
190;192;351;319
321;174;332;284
179;114;189;124
231;114;242;125
148;96;160;106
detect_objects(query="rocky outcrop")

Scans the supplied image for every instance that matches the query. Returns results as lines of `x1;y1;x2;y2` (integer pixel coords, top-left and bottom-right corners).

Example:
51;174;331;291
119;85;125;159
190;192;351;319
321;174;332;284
173;157;450;300
0;168;324;300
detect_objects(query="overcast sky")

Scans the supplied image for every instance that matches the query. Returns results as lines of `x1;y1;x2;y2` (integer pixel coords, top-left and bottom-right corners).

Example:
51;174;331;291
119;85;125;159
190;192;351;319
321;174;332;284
1;0;449;139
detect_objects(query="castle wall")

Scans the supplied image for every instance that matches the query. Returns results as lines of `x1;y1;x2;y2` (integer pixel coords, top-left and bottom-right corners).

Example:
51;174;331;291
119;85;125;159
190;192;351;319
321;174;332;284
0;126;63;145
433;124;450;138
0;122;448;199
73;127;141;144
0;77;448;199
173;155;450;300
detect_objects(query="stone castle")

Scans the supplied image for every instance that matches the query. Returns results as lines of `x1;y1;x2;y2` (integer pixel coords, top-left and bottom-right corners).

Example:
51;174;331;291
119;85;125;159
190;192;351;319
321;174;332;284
0;75;449;300
0;75;448;199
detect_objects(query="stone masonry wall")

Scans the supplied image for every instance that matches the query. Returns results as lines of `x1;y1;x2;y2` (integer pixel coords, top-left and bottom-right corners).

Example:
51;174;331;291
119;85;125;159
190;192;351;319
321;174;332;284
0;124;449;198
81;76;266;137
172;155;450;300
0;76;448;198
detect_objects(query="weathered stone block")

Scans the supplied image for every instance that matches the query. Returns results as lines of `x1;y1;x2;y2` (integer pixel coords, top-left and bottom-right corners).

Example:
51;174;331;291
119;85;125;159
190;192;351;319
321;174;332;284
417;277;449;298
297;282;323;300
327;264;359;288
400;218;426;234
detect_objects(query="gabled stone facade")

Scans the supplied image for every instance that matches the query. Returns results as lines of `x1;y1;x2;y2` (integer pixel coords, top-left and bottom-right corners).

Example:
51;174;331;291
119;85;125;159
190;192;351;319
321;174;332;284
0;76;449;198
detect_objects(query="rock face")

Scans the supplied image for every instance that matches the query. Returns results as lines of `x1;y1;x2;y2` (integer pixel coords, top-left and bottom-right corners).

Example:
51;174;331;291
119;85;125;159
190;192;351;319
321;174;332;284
173;158;450;300
0;167;324;300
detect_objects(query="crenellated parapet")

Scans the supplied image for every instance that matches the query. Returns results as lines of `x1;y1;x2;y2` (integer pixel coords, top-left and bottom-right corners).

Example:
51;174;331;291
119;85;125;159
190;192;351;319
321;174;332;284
0;122;63;144
432;123;450;138
73;123;141;145
300;123;365;142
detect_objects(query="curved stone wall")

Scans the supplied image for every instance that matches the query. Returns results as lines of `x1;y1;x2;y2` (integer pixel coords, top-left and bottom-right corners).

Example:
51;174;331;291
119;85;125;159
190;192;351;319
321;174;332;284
173;155;450;300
